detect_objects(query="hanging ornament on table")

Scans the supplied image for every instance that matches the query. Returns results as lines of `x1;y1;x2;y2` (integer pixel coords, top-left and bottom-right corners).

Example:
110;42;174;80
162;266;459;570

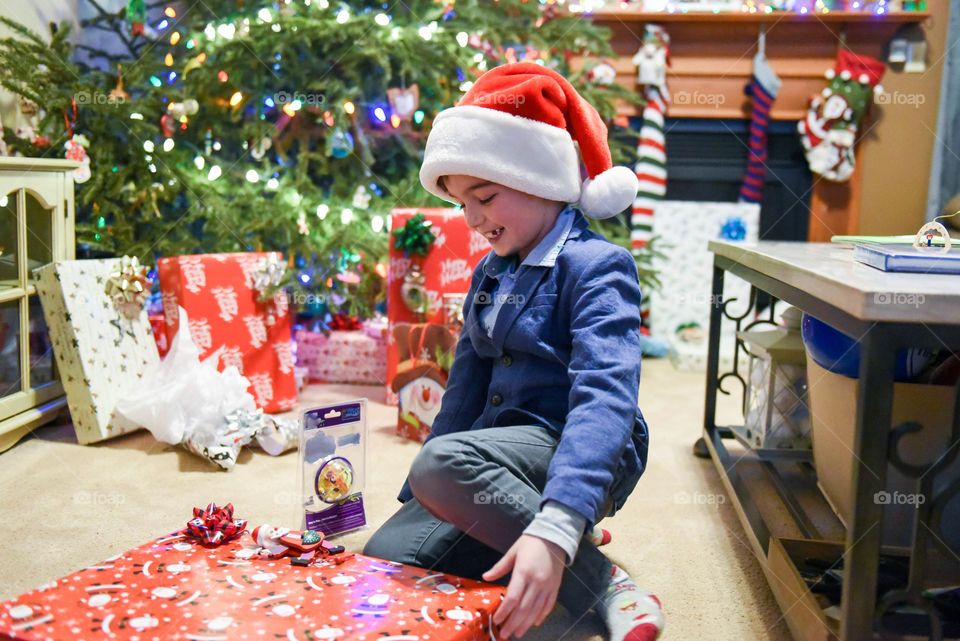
352;185;371;210
64;134;92;184
125;0;147;37
109;65;131;103
387;85;420;122
104;256;151;319
798;49;885;182
586;58;617;86
630;24;671;254
326;128;354;158
250;136;272;160
392;212;436;257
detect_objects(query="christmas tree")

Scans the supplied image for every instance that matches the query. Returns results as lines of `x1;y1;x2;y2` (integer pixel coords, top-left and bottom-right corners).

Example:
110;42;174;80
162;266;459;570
0;0;652;318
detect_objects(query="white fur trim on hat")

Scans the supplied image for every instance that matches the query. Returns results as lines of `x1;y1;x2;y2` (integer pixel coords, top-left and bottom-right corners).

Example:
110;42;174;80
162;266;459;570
580;166;640;219
420;105;581;206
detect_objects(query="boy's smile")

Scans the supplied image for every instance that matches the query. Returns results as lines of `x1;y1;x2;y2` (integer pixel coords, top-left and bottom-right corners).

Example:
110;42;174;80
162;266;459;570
440;174;564;262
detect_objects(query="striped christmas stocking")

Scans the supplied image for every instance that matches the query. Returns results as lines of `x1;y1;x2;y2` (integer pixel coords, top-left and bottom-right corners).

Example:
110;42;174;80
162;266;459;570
632;85;667;252
739;30;782;203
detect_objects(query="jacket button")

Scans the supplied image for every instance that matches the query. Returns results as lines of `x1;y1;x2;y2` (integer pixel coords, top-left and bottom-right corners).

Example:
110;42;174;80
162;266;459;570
490;393;503;406
501;354;513;367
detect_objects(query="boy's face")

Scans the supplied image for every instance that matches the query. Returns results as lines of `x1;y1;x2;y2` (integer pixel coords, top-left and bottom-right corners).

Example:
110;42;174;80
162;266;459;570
442;174;564;261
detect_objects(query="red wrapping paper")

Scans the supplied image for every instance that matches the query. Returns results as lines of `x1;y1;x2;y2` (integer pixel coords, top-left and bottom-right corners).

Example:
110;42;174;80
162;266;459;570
0;531;505;641
148;314;168;358
158;252;297;413
387;209;486;406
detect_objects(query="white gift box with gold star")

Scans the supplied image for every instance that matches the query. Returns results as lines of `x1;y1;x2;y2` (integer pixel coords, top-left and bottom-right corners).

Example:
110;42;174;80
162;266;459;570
34;258;159;444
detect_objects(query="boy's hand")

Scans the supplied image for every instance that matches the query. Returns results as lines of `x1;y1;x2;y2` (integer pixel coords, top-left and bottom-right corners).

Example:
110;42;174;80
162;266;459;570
483;534;565;640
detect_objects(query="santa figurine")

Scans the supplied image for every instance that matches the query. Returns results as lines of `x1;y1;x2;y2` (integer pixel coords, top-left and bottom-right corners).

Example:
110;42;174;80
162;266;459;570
250;524;343;565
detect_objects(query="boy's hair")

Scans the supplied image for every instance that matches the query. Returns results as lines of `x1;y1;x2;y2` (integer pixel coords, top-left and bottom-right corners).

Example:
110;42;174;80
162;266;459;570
419;62;637;219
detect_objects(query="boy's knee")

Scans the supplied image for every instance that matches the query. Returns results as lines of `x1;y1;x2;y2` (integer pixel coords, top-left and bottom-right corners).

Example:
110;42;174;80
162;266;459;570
408;435;463;503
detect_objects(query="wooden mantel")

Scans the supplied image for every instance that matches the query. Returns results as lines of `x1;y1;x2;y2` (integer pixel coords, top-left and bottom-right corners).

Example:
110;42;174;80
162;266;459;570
575;9;933;241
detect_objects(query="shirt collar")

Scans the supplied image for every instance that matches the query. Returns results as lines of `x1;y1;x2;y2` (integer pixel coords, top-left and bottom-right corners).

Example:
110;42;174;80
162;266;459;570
482;205;577;277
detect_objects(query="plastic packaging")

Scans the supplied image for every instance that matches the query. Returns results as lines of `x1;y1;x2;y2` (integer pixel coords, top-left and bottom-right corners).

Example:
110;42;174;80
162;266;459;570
299;399;368;536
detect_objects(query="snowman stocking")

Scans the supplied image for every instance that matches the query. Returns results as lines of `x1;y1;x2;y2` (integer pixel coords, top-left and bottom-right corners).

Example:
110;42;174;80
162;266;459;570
798;49;885;182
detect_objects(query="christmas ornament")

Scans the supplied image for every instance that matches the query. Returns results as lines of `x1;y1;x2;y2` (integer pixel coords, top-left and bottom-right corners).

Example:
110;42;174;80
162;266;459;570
739;27;782;203
536;2;558;28
15;97;50;147
160;113;176;137
352;184;371;209
248;524;343;564
126;0;146;36
109;65;130;102
387;85;420;121
326;128;354;158
392;212;436;257
315;456;354;503
104;255;150;318
181;502;247;547
168;99;199;120
64;133;92;184
252;253;286;325
631;25;670;253
250;136;272;160
327;312;361;330
720;216;748;241
798;49;885;182
586;59;617;86
400;264;429;317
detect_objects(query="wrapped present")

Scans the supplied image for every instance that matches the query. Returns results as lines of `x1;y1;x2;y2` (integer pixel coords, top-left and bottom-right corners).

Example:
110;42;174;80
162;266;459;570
157;252;296;412
148;313;168;357
295;329;386;384
387;208;485;404
34;258;159;445
392;322;458;442
0;524;505;641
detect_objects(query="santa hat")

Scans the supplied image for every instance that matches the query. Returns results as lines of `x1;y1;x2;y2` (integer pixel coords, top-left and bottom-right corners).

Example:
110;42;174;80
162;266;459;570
419;62;638;219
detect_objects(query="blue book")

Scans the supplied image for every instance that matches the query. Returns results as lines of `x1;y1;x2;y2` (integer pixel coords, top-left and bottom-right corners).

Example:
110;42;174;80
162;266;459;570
854;243;960;274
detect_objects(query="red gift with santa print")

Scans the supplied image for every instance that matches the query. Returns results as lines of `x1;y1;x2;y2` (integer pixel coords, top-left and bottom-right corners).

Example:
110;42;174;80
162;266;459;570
157;252;296;412
387;208;487;406
0;521;506;641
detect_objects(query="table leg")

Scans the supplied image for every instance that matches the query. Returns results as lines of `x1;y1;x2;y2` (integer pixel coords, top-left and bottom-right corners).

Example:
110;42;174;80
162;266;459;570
840;326;896;641
697;263;726;457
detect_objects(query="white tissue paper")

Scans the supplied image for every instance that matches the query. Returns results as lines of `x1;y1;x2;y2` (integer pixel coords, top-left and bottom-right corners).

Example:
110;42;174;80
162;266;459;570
115;306;296;469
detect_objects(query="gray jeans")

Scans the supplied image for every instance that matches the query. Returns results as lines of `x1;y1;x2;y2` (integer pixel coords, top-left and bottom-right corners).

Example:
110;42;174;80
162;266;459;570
363;425;613;618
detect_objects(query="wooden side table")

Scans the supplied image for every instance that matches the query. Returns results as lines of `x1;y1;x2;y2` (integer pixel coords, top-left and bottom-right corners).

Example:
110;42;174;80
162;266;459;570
700;240;960;641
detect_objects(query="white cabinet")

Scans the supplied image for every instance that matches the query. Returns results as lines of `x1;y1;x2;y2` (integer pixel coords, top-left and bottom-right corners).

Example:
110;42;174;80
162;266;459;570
0;157;76;451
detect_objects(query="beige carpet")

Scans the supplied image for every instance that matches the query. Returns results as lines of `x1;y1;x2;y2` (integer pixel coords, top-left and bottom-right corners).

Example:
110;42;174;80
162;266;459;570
0;358;793;640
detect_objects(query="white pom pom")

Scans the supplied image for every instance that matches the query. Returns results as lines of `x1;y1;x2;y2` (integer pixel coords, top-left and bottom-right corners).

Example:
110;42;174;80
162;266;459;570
825;69;836;80
874;84;884;95
822;88;833;98
859;73;870;84
840;70;851;80
579;166;638;219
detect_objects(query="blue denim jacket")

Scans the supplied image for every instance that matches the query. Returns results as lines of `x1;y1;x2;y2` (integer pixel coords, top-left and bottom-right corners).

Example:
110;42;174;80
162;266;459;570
398;209;649;526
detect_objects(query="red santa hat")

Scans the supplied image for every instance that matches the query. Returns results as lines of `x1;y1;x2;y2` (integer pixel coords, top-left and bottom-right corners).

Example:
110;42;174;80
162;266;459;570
419;62;638;219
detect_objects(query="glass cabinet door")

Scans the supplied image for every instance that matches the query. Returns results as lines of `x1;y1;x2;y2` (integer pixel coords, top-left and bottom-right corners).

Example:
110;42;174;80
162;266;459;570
0;186;62;417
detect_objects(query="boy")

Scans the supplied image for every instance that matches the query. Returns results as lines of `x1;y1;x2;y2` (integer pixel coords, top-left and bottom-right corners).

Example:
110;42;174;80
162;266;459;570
364;63;663;641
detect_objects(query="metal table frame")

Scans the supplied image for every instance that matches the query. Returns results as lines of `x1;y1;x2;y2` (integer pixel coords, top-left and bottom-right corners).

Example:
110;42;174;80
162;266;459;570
703;251;960;641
